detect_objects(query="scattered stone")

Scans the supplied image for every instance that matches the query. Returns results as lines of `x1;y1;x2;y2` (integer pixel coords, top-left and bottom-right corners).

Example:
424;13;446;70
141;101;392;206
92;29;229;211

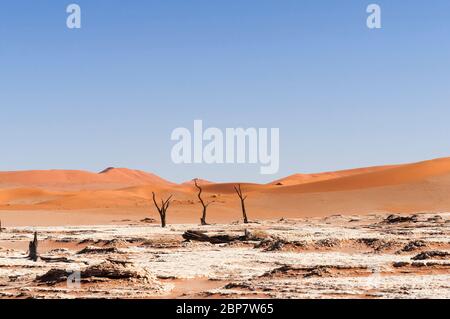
263;239;284;252
411;262;426;267
141;218;156;224
224;282;254;290
411;251;450;261
384;214;418;224
393;262;410;268
261;265;295;277
303;266;330;278
261;264;367;279
78;239;94;245
358;238;382;247
254;237;307;251
36;269;70;284
106;258;132;266
427;215;444;223
47;248;70;254
315;238;340;248
102;238;130;247
244;229;271;241
425;262;450;267
401;240;427;252
77;246;121;254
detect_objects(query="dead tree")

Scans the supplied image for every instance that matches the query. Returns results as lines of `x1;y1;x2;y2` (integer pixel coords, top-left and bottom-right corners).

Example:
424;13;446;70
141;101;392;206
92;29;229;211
234;184;249;224
152;192;173;228
28;232;39;261
194;179;214;225
182;230;249;244
0;219;2;232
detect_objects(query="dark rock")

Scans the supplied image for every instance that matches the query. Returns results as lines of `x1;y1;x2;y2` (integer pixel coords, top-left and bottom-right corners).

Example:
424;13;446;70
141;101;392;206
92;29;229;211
140;218;156;224
36;269;70;284
392;262;410;268
411;262;426;267
224;282;254;290
303;266;330;278
411;251;450;261
402;240;427;252
427;215;444;223
263;240;285;252
315;238;340;248
384;214;418;224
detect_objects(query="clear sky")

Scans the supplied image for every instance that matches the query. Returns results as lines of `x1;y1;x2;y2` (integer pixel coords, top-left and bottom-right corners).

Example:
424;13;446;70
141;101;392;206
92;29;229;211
1;0;449;183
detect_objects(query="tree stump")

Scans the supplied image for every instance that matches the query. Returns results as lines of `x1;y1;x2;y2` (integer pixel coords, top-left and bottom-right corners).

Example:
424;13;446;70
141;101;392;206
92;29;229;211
28;232;39;261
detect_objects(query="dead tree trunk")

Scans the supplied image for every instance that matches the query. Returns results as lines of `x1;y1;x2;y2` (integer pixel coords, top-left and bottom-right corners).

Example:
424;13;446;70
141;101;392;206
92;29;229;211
28;232;39;261
182;230;249;244
0;219;2;232
152;192;173;228
234;184;249;224
194;179;214;226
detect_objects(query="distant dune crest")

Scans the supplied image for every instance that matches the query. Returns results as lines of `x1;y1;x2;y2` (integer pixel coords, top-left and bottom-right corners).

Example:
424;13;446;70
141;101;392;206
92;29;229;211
0;167;173;191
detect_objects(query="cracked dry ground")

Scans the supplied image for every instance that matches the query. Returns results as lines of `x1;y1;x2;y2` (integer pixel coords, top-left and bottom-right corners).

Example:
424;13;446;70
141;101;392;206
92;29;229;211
0;213;449;299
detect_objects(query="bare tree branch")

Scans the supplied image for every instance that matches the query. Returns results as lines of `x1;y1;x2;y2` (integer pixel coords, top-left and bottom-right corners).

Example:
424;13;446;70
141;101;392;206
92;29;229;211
194;179;214;225
234;184;249;224
151;192;173;228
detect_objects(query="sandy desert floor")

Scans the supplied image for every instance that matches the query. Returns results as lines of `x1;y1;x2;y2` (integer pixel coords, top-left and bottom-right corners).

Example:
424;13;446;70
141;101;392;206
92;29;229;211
0;212;449;299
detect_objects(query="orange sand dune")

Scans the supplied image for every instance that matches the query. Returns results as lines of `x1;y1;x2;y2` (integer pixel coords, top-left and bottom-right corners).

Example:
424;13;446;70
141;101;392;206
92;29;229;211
251;173;450;216
0;188;65;206
266;157;450;194
0;183;193;211
0;167;173;191
270;164;401;186
0;157;449;226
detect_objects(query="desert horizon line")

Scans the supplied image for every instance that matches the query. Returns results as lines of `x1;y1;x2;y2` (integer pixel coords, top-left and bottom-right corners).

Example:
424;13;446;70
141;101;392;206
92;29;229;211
0;155;448;185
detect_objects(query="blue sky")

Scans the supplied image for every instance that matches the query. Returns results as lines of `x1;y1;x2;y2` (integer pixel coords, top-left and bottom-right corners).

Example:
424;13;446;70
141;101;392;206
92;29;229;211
1;0;449;183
